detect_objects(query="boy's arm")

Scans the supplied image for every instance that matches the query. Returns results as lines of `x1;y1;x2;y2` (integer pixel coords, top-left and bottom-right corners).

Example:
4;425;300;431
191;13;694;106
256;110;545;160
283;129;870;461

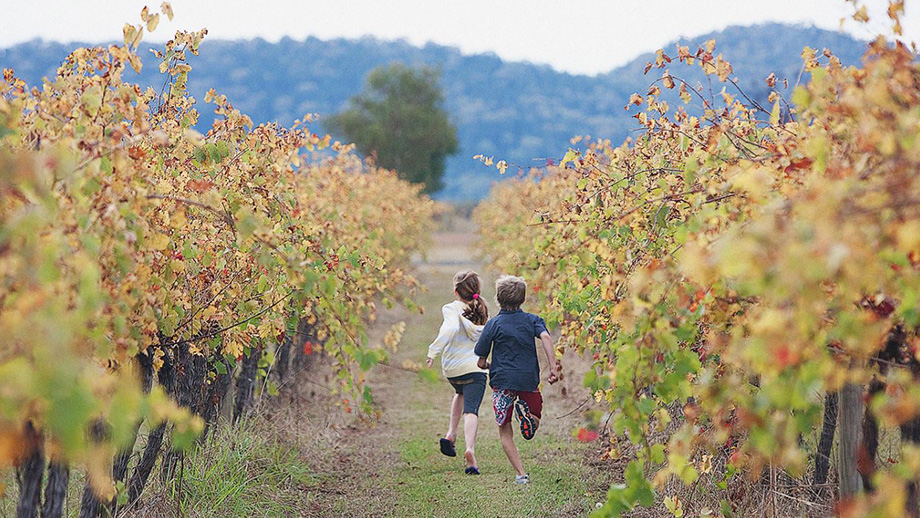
540;331;561;384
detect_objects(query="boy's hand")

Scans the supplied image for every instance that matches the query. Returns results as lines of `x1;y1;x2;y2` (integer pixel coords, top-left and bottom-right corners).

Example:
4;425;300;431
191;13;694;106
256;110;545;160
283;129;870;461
426;357;434;368
477;357;490;370
548;361;562;384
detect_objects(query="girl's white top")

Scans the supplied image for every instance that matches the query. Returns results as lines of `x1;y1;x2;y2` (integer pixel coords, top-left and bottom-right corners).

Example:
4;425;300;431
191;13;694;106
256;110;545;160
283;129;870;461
427;300;488;379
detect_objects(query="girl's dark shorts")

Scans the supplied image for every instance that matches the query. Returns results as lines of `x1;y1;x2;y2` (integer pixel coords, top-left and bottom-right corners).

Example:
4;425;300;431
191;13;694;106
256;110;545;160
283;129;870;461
447;372;488;415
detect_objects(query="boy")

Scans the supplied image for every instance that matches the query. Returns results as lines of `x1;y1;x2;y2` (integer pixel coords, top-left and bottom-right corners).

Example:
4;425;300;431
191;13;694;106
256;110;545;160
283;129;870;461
475;275;560;485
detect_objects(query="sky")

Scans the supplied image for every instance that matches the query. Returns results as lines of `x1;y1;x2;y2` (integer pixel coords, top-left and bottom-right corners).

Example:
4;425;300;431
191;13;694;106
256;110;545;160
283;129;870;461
1;0;917;75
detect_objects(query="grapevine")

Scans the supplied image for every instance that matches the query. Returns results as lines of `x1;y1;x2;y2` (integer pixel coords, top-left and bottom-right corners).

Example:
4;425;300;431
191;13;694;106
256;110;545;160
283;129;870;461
0;5;432;514
477;3;920;515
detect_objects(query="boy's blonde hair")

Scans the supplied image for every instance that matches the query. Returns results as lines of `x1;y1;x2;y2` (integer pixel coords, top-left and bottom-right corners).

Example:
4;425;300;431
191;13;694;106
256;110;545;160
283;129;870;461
496;275;526;311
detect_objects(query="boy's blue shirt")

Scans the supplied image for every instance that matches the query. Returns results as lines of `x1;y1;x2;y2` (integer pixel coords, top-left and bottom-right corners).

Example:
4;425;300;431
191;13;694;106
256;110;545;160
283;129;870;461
474;308;549;392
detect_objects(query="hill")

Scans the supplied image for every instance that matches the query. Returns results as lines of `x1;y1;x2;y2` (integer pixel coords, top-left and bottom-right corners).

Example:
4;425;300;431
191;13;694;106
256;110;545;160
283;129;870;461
0;24;868;200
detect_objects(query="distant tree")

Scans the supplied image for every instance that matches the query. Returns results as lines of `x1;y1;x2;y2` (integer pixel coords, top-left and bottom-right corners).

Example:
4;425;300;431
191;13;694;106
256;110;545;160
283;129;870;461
326;64;458;194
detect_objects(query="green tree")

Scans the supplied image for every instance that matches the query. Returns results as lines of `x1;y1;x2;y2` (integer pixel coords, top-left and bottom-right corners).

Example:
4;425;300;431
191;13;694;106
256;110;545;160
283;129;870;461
327;64;458;194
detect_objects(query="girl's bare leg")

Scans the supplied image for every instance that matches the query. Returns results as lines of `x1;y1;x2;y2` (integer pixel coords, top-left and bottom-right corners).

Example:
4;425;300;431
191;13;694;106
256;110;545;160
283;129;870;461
463;413;479;467
498;421;525;476
446;393;463;443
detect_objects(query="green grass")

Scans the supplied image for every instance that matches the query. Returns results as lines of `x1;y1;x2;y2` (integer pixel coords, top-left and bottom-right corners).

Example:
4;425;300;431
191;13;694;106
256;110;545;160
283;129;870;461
0;465;88;518
161;420;317;518
0;419;315;518
392;430;600;517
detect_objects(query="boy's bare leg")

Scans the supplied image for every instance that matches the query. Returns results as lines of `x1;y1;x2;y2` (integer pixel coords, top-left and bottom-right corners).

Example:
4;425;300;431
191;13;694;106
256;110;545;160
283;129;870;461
446;394;463;443
498;421;526;476
463;413;479;467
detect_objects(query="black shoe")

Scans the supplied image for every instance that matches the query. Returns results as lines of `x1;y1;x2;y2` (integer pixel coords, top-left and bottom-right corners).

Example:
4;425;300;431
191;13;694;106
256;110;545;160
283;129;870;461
439;438;457;457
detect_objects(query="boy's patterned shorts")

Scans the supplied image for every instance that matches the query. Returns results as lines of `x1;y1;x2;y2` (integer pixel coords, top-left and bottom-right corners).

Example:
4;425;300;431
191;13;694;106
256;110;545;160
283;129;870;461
492;389;543;426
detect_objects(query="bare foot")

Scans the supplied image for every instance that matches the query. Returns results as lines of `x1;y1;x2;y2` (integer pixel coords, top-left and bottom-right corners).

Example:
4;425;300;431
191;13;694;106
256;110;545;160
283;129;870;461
464;449;477;469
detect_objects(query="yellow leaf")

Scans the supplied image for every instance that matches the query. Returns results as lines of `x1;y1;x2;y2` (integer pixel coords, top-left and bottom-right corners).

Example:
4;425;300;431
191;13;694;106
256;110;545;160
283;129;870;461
679;84;691;104
149;233;170;251
147;13;160;32
123;24;143;50
224;340;243;358
161;2;174;21
169;209;187;229
201;306;217;321
121;23;137;46
854;5;869;22
769;102;781;126
699;454;713;474
896;220;920;252
128;53;142;73
731;166;770;199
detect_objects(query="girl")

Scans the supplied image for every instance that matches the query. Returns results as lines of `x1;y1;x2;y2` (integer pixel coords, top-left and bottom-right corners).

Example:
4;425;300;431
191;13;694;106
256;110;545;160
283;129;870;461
426;270;489;474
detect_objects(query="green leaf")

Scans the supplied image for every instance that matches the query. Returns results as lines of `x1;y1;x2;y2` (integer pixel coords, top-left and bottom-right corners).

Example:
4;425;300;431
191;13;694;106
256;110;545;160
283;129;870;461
791;86;810;108
650;444;666;464
418;367;439;384
560;148;580;168
193;146;208;164
171;419;202;451
357;349;381;371
81;85;103;117
769;102;781;126
216;140;230;159
207;143;221;164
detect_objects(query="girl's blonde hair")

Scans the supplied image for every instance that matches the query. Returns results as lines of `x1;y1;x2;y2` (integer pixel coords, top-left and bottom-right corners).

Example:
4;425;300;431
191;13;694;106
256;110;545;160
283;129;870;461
453;270;489;325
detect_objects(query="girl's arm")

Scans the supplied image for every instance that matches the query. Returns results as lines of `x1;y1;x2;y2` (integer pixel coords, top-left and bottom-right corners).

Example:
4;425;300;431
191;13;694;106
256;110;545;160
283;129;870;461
427;304;460;363
474;320;494;370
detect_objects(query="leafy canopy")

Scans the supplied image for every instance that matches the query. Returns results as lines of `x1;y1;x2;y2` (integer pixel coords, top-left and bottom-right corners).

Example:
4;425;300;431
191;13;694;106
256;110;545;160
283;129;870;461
327;64;458;194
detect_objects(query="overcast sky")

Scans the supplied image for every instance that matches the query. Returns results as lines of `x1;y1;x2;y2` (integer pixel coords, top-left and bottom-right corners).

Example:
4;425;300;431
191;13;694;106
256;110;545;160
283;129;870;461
1;0;916;75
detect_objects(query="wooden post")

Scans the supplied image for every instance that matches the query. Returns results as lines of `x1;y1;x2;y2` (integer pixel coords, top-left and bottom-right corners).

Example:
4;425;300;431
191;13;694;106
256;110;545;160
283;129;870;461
838;382;864;498
41;461;69;518
814;391;838;492
16;422;44;518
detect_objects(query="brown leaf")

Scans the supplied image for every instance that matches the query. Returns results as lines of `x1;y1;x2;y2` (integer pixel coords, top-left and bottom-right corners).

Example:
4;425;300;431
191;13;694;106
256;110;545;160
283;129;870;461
662;71;675;89
765;72;777;88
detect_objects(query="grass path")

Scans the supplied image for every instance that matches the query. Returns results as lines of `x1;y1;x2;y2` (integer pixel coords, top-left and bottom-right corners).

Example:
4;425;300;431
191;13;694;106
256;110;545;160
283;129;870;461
314;227;612;517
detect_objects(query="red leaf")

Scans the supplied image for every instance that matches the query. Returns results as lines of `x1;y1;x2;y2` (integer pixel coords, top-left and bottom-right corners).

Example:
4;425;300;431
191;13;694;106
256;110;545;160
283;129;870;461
775;344;800;368
186;179;215;193
576;428;599;442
